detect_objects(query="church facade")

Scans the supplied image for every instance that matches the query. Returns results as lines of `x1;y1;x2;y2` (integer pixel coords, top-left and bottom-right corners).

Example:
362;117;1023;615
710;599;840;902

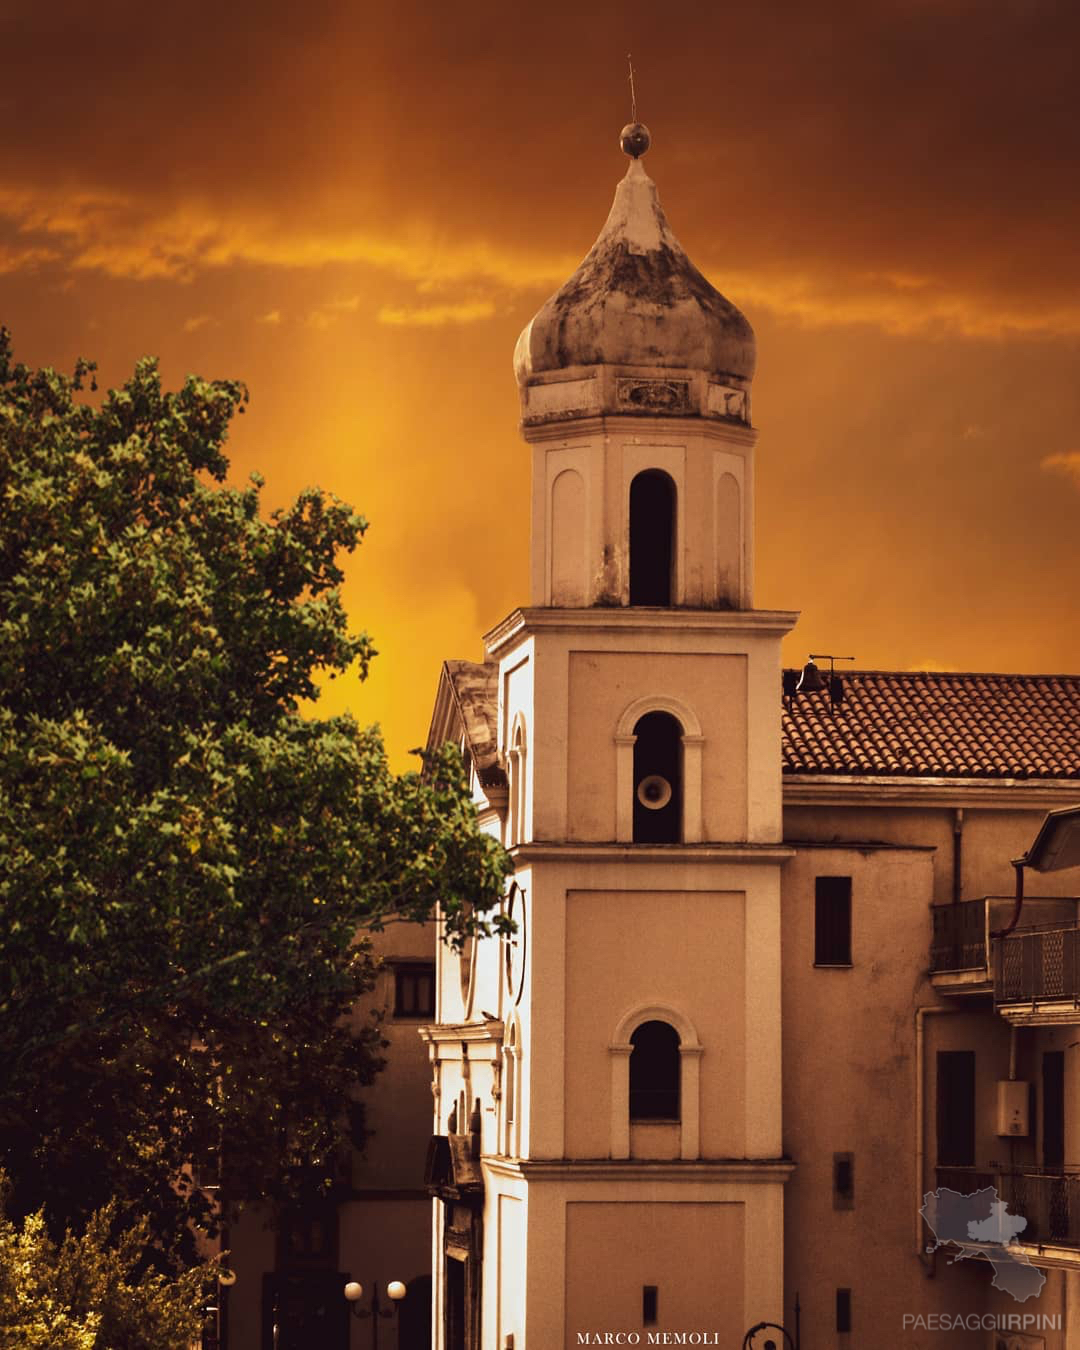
420;123;1080;1350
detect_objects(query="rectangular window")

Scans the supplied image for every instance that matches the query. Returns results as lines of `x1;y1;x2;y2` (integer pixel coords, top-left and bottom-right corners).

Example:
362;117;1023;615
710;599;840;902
1044;1050;1065;1168
833;1152;854;1209
836;1288;852;1334
936;1050;976;1167
393;963;436;1019
642;1286;658;1326
190;1149;221;1192
815;876;852;965
279;1203;339;1269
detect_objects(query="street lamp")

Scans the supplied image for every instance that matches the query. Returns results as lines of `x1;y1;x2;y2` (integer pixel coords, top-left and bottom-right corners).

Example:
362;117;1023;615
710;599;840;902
743;1294;800;1350
742;1323;795;1350
197;1268;237;1350
344;1280;406;1349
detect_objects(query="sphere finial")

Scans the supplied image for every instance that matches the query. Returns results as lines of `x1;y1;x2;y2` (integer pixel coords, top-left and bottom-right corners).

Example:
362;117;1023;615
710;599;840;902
620;122;651;158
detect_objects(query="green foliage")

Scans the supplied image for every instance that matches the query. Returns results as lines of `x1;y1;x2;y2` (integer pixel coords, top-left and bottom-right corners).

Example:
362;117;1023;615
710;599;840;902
0;1174;208;1350
0;328;512;1260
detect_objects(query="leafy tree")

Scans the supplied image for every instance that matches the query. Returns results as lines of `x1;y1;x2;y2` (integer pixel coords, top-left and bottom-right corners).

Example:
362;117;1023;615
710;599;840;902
0;328;511;1260
0;1172;209;1350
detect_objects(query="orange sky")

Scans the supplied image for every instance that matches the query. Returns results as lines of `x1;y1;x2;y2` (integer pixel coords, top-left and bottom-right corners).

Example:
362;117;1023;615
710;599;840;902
3;0;1080;769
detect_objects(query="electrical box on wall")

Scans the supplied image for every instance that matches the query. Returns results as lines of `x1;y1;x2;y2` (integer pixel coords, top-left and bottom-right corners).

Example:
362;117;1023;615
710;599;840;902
996;1080;1030;1136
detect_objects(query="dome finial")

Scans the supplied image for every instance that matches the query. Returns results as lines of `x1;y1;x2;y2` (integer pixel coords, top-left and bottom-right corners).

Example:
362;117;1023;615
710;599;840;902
620;121;651;158
621;55;651;158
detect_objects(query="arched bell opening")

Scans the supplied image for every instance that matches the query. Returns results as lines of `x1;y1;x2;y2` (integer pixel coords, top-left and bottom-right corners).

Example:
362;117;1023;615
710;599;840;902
629;469;676;606
632;710;683;843
500;1013;521;1158
507;716;527;847
629;1020;681;1121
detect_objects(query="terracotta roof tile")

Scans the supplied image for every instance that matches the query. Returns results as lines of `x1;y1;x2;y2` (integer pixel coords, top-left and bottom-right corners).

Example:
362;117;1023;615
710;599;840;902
783;671;1080;779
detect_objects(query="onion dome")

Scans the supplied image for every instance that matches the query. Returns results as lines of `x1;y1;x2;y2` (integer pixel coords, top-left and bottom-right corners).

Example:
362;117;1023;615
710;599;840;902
514;125;754;427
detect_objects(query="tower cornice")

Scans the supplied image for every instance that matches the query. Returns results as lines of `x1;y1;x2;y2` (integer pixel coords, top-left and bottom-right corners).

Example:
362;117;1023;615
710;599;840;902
508;842;795;865
481;1157;796;1184
483;605;800;658
519;405;758;445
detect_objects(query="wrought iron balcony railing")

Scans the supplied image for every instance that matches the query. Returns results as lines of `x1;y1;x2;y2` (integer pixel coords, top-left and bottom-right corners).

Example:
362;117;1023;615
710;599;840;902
997;1168;1080;1247
934;1166;1080;1250
933;1165;994;1195
931;900;991;974
930;897;1080;994
996;925;1080;1006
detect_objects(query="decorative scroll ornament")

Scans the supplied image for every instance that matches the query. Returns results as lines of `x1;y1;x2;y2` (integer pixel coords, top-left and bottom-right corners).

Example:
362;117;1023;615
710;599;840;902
616;377;692;414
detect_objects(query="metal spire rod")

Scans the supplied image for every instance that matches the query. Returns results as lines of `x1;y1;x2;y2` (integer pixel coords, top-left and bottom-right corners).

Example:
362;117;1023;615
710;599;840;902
627;53;637;122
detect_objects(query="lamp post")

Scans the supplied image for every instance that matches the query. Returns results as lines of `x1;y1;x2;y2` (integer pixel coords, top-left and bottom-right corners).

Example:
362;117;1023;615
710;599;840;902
344;1280;406;1350
743;1294;800;1350
197;1268;237;1350
742;1323;795;1350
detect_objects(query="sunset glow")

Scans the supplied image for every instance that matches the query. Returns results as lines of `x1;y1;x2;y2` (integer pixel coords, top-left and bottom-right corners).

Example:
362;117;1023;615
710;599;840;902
5;0;1079;768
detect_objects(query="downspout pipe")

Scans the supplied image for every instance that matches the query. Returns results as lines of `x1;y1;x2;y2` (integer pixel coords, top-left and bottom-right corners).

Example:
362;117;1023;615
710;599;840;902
990;858;1027;939
952;809;964;903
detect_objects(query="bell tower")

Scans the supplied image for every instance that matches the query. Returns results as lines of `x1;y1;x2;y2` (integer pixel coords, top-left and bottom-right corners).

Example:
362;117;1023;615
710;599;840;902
515;128;757;615
426;123;799;1350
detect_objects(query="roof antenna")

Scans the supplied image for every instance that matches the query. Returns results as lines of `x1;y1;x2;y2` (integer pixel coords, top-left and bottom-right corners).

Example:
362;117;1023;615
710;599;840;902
785;654;854;714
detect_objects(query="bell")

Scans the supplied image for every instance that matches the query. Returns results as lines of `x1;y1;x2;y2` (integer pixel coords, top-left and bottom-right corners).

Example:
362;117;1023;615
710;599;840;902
796;659;827;694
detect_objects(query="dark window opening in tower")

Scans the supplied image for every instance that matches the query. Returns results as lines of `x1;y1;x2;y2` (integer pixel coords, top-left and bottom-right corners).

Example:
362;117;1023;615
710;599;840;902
445;1256;466;1350
629;1020;680;1120
629;469;675;605
633;710;682;843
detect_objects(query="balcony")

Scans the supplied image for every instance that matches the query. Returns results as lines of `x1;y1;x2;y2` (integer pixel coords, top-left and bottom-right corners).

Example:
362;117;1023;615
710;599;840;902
935;1166;1080;1263
930;897;1080;1004
996;923;1080;1023
930;900;995;992
999;1169;1080;1250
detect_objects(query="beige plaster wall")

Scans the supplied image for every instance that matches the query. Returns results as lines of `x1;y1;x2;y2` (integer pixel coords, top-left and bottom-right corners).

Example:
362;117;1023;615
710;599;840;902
529;422;754;610
564;1201;746;1344
564;889;746;1158
779;840;1080;1346
496;1192;525;1350
782;844;944;1347
784;801;1080;904
566;650;748;842
353;926;436;1189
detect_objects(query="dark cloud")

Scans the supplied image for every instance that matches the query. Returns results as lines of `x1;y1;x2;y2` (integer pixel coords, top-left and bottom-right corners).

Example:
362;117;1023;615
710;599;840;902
3;0;1080;761
4;0;1079;327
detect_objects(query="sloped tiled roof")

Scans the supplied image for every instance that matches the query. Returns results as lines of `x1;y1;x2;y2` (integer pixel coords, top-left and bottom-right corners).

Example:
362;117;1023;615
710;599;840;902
441;660;506;788
783;671;1080;779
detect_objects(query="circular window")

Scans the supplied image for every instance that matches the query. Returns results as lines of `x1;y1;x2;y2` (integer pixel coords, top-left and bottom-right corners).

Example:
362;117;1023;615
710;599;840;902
503;882;527;1005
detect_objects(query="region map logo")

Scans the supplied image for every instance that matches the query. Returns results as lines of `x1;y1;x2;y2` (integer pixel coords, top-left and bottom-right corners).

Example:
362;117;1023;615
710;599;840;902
921;1185;1046;1302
